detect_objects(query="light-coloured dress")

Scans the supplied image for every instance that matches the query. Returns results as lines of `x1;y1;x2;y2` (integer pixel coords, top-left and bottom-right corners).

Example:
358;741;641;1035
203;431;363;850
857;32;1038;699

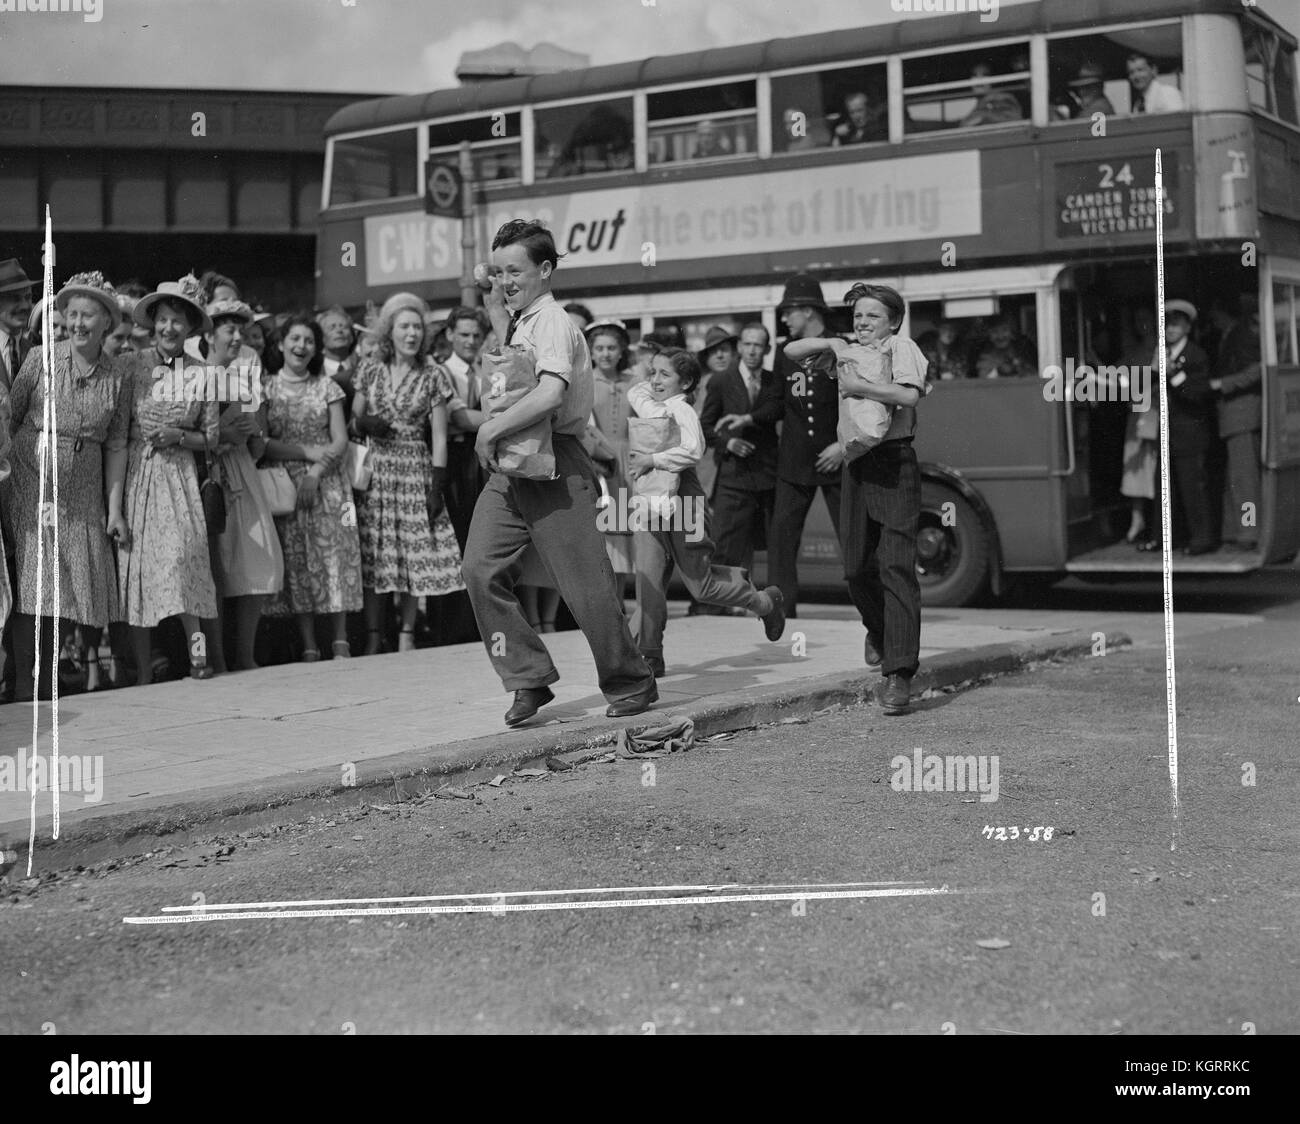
265;373;362;614
213;378;285;597
118;348;219;626
8;341;132;627
354;359;464;597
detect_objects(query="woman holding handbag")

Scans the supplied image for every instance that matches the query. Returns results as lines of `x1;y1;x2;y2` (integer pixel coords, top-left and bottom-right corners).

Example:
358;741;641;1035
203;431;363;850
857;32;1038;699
119;276;220;682
201;298;284;672
351;292;464;655
264;313;362;660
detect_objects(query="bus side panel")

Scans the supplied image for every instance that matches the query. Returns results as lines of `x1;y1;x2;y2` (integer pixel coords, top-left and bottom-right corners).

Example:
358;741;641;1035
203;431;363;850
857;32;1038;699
914;381;1066;569
317;214;369;308
1263;365;1300;563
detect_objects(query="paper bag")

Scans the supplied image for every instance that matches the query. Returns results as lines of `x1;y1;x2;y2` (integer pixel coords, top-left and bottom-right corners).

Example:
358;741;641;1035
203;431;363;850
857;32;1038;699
626;415;680;512
836;343;893;462
482;346;558;480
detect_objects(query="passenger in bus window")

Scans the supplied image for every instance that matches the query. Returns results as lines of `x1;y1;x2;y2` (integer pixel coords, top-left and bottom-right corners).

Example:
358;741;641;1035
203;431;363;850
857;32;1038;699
1067;62;1116;119
832;91;887;145
1125;52;1184;114
1208;294;1262;552
916;320;971;381
692;119;733;160
974;316;1036;378
959;62;1025;128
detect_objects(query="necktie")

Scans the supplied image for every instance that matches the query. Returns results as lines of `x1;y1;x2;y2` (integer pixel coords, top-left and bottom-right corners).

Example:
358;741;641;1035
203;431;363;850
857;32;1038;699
747;372;759;405
1132;93;1145;113
505;311;522;346
5;337;16;380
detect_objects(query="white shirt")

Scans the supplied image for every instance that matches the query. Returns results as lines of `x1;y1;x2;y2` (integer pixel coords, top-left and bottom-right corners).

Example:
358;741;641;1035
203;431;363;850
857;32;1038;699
740;362;763;404
509;291;592;438
627;382;705;472
1132;80;1184;114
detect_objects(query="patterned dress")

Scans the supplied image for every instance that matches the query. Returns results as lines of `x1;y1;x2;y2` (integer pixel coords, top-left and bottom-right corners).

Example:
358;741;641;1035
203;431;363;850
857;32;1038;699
354;358;465;597
8;342;133;627
265;373;362;614
117;348;220;627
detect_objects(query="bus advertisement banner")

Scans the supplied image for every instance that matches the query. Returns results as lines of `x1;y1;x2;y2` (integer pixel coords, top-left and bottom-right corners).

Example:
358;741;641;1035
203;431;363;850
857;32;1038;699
1194;114;1258;240
363;150;981;288
1054;153;1179;240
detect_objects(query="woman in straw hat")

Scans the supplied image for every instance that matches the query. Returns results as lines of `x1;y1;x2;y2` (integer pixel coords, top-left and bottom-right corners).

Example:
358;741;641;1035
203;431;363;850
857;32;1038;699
350;291;464;654
263;312;361;660
7;271;133;698
117;276;221;682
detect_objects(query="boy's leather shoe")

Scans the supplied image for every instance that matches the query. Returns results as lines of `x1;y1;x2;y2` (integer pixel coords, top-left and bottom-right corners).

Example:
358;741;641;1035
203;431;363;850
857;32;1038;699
880;673;912;715
606;683;658;719
505;686;555;727
760;587;786;641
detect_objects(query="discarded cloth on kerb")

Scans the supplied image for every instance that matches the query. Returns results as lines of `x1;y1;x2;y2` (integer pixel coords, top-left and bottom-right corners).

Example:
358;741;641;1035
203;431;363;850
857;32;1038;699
616;718;695;759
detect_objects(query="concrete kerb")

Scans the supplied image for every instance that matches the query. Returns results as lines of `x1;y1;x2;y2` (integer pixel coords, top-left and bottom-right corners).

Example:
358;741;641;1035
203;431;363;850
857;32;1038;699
1;629;1126;870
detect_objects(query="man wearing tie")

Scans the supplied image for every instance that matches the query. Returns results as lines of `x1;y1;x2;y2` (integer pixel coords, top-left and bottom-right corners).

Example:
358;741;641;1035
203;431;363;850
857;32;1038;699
1126;52;1184;113
702;322;780;580
0;259;34;393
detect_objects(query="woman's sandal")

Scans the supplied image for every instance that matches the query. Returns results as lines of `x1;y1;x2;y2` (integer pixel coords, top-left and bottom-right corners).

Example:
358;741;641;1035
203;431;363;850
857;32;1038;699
398;628;415;653
332;640;352;658
364;628;383;656
190;660;215;680
302;649;321;662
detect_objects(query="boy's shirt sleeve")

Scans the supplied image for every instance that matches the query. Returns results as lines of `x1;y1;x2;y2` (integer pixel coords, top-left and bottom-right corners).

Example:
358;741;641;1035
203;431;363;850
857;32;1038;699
529;308;578;381
887;335;932;396
627;381;669;418
652;397;705;471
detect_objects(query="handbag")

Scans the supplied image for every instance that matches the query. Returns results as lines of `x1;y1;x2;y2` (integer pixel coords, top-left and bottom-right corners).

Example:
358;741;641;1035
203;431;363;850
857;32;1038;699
200;449;226;536
258;464;297;516
345;439;373;491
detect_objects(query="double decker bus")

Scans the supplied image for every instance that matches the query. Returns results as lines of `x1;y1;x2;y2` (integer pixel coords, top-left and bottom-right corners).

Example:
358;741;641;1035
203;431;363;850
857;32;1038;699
316;0;1300;605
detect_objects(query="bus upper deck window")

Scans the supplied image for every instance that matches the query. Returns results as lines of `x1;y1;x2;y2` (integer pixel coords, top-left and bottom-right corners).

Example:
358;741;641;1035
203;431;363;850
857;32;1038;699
647;80;756;165
1246;23;1299;124
1046;23;1184;123
327;128;418;206
769;63;887;153
903;44;1029;134
534;99;634;180
427;113;522;185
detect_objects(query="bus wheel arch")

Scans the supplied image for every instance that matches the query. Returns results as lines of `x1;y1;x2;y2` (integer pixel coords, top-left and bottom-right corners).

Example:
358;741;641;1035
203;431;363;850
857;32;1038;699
916;464;1002;607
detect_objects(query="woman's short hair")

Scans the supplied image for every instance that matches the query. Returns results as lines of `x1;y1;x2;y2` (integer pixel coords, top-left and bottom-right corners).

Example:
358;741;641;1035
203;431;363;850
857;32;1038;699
277;313;326;376
374;298;432;365
656;347;701;401
844;282;906;332
199;271;239;304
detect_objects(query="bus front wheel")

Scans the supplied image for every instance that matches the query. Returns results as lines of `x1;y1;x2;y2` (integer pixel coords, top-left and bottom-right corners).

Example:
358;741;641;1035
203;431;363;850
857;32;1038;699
916;483;991;607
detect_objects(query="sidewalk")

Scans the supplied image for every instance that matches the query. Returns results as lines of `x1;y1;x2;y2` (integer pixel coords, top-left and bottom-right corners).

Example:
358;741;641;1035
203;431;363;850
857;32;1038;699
0;602;1258;859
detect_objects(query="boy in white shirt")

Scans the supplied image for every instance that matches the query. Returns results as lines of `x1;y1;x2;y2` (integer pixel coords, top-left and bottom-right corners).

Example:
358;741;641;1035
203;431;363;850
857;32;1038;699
626;348;786;678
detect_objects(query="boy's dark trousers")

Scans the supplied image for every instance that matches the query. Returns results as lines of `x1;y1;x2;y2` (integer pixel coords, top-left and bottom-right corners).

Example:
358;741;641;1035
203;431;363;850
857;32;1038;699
462;433;653;703
630;468;767;661
840;439;922;678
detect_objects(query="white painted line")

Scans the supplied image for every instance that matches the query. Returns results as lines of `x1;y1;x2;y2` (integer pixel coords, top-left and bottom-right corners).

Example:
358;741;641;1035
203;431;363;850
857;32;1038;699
125;886;954;925
1153;149;1181;851
159;879;928;913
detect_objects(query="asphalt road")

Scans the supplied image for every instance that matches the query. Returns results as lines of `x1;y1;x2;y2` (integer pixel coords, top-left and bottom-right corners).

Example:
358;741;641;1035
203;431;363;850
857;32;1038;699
1;576;1296;1035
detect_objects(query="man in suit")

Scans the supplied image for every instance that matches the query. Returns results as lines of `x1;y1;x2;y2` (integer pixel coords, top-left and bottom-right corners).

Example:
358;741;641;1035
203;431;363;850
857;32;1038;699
0;259;33;393
1209;295;1262;551
702;322;780;579
768;272;844;617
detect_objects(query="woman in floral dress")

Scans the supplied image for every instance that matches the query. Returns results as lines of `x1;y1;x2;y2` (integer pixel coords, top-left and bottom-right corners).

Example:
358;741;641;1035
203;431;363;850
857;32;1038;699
119;277;220;682
264;313;362;660
351;292;463;654
8;272;133;698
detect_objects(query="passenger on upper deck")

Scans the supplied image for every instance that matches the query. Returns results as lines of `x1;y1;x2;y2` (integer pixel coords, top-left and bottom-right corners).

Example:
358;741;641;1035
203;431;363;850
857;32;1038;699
1068;62;1116;118
959;62;1025;128
1126;52;1184;114
833;91;888;145
781;107;832;152
693;119;733;159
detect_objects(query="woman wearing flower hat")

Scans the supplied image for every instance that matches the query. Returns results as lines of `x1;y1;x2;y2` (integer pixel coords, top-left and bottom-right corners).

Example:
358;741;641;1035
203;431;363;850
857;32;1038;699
350;292;464;654
118;277;221;682
7;271;134;697
264;313;361;659
199;298;285;671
